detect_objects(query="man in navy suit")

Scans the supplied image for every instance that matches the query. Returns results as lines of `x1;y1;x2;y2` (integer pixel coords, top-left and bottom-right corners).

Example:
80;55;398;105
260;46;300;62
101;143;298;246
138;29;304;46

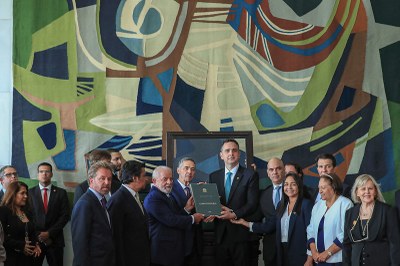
172;157;203;266
29;162;70;266
257;157;285;266
73;150;121;205
71;161;115;266
395;189;400;221
144;166;204;266
208;139;259;266
108;160;150;266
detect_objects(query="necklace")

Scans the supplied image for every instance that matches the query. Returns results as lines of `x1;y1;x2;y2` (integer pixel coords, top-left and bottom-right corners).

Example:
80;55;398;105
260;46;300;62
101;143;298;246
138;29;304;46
360;218;369;236
16;211;26;222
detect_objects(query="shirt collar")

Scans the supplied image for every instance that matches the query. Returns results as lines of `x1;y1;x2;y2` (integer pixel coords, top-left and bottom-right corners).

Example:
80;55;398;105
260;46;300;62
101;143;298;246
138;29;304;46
225;164;239;176
39;183;52;190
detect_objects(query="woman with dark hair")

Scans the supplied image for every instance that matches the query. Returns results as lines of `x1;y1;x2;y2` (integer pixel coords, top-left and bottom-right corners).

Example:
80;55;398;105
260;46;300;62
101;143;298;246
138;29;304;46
0;181;41;265
232;172;313;266
343;174;400;265
284;162;313;200
306;174;353;266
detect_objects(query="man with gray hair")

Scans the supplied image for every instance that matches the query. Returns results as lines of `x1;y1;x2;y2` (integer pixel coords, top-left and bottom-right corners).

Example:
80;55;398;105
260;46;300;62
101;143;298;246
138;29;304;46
0;165;18;201
172;157;203;266
71;161;115;266
144;166;204;266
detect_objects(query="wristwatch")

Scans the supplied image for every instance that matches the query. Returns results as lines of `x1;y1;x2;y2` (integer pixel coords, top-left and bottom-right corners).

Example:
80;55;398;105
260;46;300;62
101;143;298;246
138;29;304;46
327;251;333;257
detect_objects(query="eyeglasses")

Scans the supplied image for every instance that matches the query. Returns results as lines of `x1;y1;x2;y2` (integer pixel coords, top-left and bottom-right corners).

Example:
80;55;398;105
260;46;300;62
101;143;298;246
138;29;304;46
3;172;18;178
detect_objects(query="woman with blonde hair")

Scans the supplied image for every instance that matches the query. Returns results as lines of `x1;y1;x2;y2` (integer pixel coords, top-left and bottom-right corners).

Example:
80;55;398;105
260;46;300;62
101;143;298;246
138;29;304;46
343;174;400;265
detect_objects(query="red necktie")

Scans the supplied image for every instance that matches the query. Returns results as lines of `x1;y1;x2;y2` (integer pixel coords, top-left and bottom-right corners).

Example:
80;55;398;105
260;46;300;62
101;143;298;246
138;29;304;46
43;188;48;213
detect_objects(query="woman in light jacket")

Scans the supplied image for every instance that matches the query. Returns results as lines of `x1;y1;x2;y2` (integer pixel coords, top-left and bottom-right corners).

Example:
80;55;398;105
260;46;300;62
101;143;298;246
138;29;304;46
306;173;353;266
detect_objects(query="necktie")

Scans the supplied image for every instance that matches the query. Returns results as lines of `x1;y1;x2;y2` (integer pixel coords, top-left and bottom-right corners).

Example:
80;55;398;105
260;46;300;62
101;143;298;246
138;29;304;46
134;193;144;214
225;172;232;202
43;188;48;213
274;186;281;209
184;186;191;199
100;196;107;209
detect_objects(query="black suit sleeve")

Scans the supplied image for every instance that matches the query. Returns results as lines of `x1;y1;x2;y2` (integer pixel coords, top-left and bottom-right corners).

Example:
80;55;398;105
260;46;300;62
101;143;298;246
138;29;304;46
387;206;400;264
73;184;85;206
48;189;70;239
234;170;259;219
342;208;352;266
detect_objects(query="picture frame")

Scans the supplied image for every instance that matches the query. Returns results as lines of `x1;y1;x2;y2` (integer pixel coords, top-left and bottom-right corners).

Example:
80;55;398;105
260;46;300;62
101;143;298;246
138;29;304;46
166;131;254;182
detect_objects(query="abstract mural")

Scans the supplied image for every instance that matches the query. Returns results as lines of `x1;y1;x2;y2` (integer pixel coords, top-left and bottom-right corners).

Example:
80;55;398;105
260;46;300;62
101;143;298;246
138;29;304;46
12;0;400;201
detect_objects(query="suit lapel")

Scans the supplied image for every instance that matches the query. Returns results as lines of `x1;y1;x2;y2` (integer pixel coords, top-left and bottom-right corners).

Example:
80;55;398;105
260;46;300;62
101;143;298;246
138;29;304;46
227;166;244;203
215;170;227;205
33;186;46;213
288;211;296;240
47;186;58;214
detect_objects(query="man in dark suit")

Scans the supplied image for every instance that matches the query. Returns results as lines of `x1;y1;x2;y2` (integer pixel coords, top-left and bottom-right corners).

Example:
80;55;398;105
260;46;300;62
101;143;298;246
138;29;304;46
107;160;150;266
395;189;400;221
144;166;204;266
29;162;70;266
108;149;125;181
71;161;115;266
257;157;285;266
207;139;259;266
172;157;203;266
0;165;18;201
73;149;121;205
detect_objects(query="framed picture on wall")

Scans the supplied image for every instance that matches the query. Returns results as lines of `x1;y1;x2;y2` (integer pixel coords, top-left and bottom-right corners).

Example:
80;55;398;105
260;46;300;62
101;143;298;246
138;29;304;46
166;131;254;182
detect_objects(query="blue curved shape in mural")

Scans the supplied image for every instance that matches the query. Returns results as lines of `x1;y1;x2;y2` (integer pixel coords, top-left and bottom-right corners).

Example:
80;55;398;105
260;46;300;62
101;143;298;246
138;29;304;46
31;43;69;79
37;123;57;149
98;0;138;65
53;129;76;171
256;104;285;127
12;89;52;178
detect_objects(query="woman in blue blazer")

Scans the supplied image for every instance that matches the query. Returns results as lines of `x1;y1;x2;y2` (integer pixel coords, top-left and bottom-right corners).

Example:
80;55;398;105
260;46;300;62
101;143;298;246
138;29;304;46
232;172;313;266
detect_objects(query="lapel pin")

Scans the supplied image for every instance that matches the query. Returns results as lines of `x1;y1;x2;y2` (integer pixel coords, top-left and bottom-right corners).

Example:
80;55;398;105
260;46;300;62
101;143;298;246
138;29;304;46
236;177;239;180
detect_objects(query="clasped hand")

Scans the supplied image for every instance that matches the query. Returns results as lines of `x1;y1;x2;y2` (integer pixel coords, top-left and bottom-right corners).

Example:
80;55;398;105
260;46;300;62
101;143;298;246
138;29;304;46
24;241;41;257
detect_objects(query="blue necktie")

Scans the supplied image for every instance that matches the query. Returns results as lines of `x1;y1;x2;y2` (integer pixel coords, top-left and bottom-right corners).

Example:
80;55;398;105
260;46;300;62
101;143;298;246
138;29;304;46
274;186;281;209
225;172;232;201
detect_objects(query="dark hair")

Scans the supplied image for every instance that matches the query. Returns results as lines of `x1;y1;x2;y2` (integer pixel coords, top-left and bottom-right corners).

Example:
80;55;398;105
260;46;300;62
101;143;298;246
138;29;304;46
277;172;304;216
315;153;336;167
1;181;30;214
0;165;16;177
88;150;111;165
121;160;146;184
284;162;303;179
320;173;343;195
220;139;239;151
37;162;53;172
107;148;119;154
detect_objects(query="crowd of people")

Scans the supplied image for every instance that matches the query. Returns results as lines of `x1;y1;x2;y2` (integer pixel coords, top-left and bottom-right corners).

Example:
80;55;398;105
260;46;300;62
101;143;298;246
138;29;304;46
0;141;399;266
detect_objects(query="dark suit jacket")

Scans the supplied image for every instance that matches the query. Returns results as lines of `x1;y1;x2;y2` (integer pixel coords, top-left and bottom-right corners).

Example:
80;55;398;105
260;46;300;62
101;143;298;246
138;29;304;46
253;198;312;266
0;190;4;202
0;206;37;266
171;181;203;257
71;189;115;266
73;176;121;205
107;186;150;266
144;186;193;266
257;185;278;265
28;185;70;248
395;190;400;221
209;165;259;244
343;201;400;266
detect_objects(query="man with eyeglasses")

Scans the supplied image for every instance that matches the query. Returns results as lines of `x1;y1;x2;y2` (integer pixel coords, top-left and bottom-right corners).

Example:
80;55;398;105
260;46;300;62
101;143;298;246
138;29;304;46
0;165;19;201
